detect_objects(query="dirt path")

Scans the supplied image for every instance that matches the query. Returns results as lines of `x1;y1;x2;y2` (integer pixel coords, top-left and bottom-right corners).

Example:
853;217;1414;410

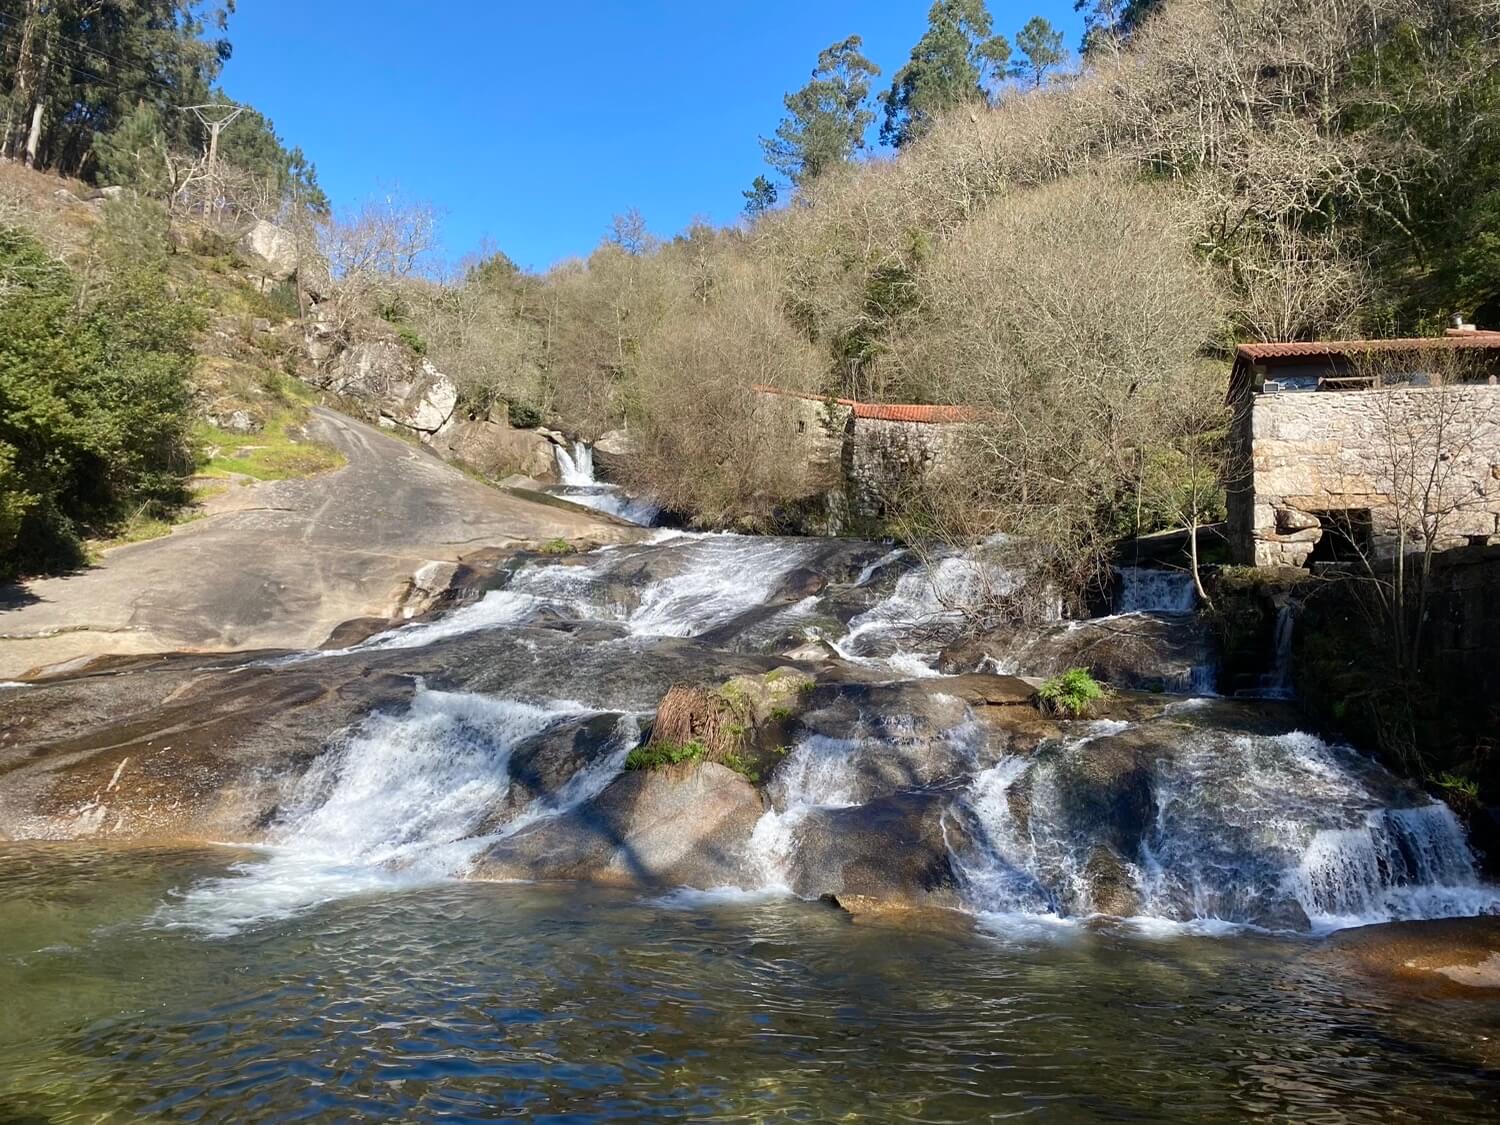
0;408;631;678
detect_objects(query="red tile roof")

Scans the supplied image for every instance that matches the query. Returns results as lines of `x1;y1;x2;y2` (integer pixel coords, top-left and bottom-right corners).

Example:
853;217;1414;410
851;402;977;422
1236;332;1500;362
751;384;977;424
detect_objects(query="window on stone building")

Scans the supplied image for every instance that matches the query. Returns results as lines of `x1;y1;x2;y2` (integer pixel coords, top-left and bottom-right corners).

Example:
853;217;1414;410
1307;509;1373;565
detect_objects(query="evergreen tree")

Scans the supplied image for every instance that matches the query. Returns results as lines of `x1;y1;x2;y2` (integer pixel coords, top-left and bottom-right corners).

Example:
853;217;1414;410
742;175;778;218
1073;0;1164;54
93;102;170;195
1009;17;1066;88
880;0;1011;149
761;36;880;187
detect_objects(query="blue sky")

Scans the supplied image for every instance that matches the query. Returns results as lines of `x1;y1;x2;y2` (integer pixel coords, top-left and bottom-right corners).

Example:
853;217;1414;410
220;2;1085;272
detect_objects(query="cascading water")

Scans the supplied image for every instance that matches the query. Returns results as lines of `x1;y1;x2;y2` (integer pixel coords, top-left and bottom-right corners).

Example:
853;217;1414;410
834;548;1025;675
944;723;1499;933
549;441;662;526
555;440;595;487
1113;567;1197;614
1256;602;1296;699
160;532;1499;938
158;687;637;936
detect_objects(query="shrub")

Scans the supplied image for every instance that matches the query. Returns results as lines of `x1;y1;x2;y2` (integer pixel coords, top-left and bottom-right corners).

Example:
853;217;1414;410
0;218;200;577
397;325;427;356
1036;668;1105;718
625;740;710;770
507;400;543;428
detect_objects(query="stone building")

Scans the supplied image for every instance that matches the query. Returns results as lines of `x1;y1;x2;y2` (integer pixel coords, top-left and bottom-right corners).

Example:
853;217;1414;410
752;386;975;526
1226;331;1500;567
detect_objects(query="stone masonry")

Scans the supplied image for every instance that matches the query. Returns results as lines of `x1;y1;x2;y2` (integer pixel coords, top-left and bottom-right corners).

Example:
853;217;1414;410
845;416;965;520
1229;384;1500;567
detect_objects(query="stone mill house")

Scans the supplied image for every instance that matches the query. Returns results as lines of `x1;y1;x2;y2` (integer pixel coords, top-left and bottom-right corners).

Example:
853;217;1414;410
752;385;975;526
1226;328;1500;568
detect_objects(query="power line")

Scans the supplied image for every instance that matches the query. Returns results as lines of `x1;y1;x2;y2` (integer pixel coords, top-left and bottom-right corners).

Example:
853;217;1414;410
0;11;217;103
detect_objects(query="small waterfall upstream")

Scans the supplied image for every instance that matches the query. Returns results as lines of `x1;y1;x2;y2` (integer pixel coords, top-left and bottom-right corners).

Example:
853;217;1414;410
550;441;662;526
1113;566;1197;614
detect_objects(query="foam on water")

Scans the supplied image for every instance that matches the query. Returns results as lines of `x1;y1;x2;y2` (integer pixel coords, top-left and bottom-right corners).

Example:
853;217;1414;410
834;551;1021;673
157;688;636;936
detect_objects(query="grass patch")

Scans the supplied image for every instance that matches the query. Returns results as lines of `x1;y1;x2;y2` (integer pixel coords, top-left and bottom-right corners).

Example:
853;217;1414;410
195;406;345;481
84;481;226;557
537;538;577;556
1435;771;1480;806
1036;668;1106;718
625;739;710;770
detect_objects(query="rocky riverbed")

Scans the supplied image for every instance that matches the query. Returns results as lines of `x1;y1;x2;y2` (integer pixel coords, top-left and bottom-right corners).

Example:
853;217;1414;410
3;531;1496;945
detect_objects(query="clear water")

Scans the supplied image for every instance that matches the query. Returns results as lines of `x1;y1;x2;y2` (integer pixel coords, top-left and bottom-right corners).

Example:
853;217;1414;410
1;844;1497;1123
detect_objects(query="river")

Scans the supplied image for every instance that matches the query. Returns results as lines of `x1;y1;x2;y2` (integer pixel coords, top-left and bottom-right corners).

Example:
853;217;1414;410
1;514;1498;1119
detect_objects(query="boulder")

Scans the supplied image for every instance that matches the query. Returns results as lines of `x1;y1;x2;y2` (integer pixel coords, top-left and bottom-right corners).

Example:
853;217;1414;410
318;340;458;434
943;615;1215;693
238;220;300;281
781;790;969;910
474;761;764;889
434;418;557;480
592;427;634;477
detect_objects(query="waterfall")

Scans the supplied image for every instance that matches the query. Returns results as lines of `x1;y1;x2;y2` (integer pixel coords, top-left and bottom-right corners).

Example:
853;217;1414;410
1257;603;1296;699
835;550;1025;674
158;688;637;936
948;725;1497;932
749;734;866;890
550;440;661;525
1114;567;1197;614
554;440;596;487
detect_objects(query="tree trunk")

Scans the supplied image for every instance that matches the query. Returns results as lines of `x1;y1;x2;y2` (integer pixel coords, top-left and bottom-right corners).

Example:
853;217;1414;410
21;34;52;169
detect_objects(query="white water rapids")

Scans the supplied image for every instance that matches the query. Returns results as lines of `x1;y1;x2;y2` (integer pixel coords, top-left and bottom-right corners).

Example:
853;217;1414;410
164;535;1497;937
159;689;638;936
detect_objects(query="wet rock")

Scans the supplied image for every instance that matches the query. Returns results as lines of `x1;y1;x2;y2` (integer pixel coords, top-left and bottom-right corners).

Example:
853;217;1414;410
1084;845;1141;917
782;791;968;911
821;893;977;936
1330;917;1500;991
944;614;1214;693
1049;732;1155;859
475;761;763;889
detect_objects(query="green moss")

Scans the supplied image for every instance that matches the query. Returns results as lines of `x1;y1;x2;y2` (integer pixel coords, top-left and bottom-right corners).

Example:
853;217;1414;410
537;538;577;556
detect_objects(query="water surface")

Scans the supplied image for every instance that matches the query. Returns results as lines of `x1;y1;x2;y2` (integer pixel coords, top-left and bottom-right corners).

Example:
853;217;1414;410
1;843;1496;1122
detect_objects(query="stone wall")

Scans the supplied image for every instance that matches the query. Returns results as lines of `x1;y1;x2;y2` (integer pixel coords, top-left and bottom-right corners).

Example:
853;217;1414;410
846;418;966;521
1229;385;1500;567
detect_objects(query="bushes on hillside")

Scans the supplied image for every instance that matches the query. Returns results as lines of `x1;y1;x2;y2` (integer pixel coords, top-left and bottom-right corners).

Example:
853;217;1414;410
0;207;201;577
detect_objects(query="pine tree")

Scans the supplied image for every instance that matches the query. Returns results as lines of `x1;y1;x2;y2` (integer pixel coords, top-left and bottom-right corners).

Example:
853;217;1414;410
761;36;880;187
879;0;1010;149
1009;17;1066;88
742;175;778;218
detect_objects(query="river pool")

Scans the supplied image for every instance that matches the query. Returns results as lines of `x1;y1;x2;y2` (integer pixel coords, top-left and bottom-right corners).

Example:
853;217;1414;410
1;842;1496;1122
